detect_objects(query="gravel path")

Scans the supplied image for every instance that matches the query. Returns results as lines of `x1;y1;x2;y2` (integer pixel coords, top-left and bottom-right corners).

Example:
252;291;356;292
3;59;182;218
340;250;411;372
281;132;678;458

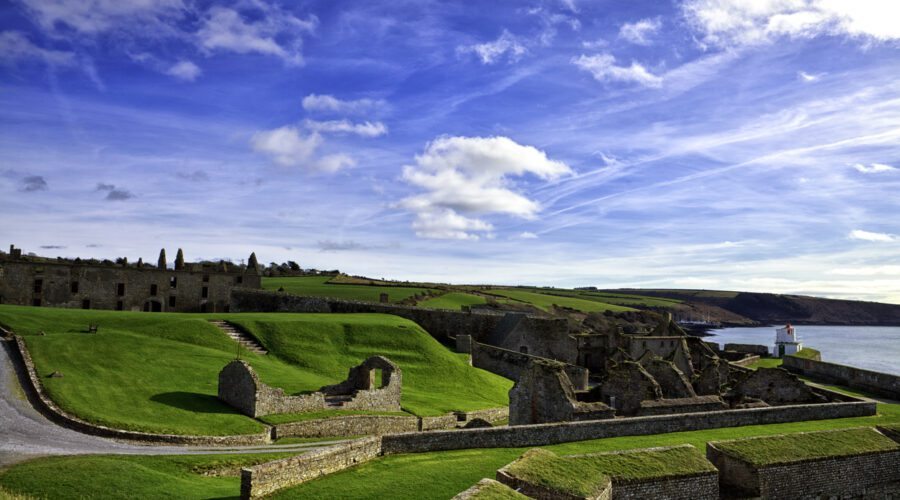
0;340;340;467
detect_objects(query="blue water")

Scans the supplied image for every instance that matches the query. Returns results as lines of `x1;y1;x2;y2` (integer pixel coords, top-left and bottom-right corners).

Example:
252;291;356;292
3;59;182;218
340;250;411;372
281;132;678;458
706;326;900;376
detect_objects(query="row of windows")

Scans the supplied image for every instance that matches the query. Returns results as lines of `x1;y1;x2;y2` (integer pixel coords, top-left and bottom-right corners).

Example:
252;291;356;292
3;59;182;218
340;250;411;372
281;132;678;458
31;297;214;310
33;279;211;298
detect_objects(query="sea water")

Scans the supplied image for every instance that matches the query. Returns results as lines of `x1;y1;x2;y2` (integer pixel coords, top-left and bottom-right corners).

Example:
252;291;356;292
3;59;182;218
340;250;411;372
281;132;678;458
706;325;900;376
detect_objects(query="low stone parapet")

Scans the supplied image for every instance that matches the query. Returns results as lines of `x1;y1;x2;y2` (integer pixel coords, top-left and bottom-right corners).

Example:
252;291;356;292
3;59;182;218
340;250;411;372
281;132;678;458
782;355;900;400
273;415;419;439
241;436;383;498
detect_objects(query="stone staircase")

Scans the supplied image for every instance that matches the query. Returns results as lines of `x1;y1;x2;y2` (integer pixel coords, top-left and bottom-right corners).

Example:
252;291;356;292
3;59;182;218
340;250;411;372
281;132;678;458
209;320;268;355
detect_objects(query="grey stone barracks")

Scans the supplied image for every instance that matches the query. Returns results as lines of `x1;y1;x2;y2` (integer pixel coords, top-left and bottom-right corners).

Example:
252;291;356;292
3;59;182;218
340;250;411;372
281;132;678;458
0;245;260;313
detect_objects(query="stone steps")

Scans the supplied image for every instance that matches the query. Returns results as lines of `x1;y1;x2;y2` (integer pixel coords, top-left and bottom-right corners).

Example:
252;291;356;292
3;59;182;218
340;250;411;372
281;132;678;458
209;320;268;355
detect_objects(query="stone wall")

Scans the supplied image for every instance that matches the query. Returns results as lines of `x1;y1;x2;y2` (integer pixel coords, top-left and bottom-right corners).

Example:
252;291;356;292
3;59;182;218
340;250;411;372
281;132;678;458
470;341;588;390
612;473;718;500
273;415;419;439
637;396;727;416
0;252;259;313
731;367;826;405
218;357;401;417
707;437;900;499
724;343;769;356
728;355;760;368
241;436;383;498
379;400;875;454
782;355;900;400
9;336;271;446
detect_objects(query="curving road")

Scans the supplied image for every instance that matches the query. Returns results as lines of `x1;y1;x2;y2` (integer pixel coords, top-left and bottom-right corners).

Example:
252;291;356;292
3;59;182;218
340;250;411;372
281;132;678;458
0;340;341;467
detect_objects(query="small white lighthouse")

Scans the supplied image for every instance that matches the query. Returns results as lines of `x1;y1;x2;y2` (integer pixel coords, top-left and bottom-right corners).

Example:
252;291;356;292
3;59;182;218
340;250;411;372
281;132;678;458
774;324;802;357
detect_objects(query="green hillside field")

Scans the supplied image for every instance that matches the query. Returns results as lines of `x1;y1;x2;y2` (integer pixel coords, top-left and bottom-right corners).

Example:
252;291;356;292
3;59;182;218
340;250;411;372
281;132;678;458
0;305;511;435
483;289;636;313
418;292;488;310
262;276;436;303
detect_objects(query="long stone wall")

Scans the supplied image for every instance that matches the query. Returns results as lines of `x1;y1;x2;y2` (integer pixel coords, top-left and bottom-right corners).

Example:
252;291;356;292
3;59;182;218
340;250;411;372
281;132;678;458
782;355;900;399
273;415;419;439
8;336;271;446
470;341;588;390
379;401;875;454
241;436;383;498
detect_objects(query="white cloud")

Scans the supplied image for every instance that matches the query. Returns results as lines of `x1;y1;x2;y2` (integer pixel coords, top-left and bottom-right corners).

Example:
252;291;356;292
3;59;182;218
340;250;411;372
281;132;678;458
166;60;201;81
399;136;572;239
797;70;823;82
853;163;896;174
411;209;494;240
572;53;663;87
682;0;900;49
0;31;75;66
518;232;539;239
457;30;526;65
250;126;323;168
849;229;895;242
301;94;386;115
314;154;356;173
197;5;316;66
619;17;662;45
17;0;184;35
582;38;608;49
304;119;388;138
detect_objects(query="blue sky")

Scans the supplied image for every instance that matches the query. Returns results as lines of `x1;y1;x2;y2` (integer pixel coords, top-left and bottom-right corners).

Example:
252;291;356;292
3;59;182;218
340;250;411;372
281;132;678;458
2;0;899;303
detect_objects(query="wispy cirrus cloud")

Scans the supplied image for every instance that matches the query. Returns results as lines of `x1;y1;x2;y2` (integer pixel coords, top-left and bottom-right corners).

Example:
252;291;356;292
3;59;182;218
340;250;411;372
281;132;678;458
572;53;662;87
618;17;661;46
301;94;386;115
457;29;526;65
0;31;75;66
853;163;896;174
198;5;317;66
303;119;388;138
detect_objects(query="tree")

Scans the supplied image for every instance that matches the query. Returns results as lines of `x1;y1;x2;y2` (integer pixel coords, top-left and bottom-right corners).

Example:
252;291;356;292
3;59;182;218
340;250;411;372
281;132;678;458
288;260;300;271
248;252;259;270
157;248;167;269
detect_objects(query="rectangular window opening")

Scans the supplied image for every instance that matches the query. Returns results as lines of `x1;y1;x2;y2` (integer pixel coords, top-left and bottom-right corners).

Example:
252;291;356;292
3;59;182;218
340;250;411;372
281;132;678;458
116;301;124;311
33;279;43;294
117;283;125;296
201;286;209;299
236;276;243;284
169;296;176;308
202;274;209;283
71;281;79;294
150;284;158;296
82;299;90;310
169;276;177;289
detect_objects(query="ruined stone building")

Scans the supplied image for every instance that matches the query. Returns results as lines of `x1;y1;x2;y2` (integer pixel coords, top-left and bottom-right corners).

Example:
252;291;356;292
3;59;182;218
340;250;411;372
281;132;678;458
0;245;261;313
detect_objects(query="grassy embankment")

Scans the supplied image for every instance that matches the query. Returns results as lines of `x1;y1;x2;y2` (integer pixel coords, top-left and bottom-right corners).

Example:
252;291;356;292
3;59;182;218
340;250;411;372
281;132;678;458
262;275;436;303
0;305;510;435
482;289;636;313
418;292;488;310
710;427;897;465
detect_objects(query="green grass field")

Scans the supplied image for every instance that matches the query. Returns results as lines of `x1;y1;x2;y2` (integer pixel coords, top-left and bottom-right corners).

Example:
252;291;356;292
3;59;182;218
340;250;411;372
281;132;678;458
262;276;436;303
517;288;683;308
483;289;636;313
0;454;295;500
0;305;510;434
418;292;488;310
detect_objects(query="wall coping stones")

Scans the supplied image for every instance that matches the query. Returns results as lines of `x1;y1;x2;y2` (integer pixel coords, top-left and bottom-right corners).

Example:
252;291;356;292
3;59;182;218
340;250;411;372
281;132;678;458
8;336;271;446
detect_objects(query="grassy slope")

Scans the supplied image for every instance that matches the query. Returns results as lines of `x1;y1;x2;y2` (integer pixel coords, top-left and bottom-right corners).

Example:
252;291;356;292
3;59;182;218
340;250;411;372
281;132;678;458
465;480;528;500
0;454;295;500
418;292;488;311
505;449;609;497
0;305;510;434
231;314;511;416
484;289;636;313
518;288;682;308
262;276;434;303
710;427;897;465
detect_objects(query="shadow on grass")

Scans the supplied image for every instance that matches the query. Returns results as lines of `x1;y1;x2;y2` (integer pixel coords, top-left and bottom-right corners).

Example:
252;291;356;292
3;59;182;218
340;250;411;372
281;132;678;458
150;392;236;414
